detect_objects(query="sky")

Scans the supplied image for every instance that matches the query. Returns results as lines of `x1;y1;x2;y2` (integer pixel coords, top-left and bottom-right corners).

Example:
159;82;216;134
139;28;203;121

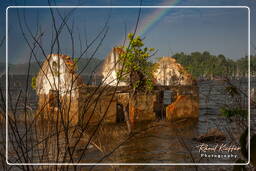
0;0;256;64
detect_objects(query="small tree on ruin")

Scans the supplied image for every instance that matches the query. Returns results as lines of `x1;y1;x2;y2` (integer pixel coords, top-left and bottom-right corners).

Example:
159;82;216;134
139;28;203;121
117;33;157;132
117;33;156;93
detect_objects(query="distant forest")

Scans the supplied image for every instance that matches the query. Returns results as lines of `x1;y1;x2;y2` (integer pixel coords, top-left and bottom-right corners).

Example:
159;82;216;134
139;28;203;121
172;51;256;79
1;58;103;76
1;51;255;80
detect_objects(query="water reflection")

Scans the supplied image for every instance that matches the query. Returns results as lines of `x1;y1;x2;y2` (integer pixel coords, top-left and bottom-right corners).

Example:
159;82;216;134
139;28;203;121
5;77;251;164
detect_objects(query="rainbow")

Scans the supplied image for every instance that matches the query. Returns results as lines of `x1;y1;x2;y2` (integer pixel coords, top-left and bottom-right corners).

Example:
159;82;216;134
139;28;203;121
137;0;182;36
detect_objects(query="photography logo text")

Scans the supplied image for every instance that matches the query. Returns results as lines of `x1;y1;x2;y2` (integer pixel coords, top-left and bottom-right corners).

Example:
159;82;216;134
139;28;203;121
195;143;241;159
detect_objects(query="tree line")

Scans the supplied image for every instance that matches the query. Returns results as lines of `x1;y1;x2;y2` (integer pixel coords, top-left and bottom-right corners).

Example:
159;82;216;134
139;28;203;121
172;51;256;79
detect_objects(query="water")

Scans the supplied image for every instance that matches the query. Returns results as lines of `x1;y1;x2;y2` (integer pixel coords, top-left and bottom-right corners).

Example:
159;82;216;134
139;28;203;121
1;75;255;166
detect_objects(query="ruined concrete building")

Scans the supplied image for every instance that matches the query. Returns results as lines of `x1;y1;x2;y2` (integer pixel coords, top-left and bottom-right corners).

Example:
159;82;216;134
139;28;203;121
99;47;127;86
36;54;83;123
154;57;194;86
35;48;199;125
98;47;199;122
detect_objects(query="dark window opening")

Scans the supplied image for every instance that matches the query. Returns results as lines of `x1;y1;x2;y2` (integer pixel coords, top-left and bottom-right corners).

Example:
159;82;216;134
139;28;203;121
49;90;59;108
116;103;125;123
52;61;59;76
154;90;165;119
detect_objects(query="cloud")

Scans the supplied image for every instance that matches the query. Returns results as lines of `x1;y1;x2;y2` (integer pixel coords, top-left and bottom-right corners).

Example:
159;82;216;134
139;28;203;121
163;8;246;24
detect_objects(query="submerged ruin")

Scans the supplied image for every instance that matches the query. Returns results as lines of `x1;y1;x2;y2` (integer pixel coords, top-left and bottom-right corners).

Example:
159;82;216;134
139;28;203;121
35;48;199;125
154;57;195;86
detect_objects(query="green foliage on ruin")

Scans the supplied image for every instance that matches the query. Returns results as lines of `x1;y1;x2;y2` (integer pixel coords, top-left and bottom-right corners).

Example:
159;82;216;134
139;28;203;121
73;57;79;71
31;76;36;89
117;33;156;92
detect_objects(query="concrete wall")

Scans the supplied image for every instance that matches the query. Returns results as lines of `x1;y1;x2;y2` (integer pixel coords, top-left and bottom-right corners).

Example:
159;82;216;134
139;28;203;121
37;85;199;125
77;87;117;125
132;93;157;121
37;93;79;124
165;86;199;121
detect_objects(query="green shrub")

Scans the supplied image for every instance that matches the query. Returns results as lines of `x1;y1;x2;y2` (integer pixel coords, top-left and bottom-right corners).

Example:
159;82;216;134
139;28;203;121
31;76;36;89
